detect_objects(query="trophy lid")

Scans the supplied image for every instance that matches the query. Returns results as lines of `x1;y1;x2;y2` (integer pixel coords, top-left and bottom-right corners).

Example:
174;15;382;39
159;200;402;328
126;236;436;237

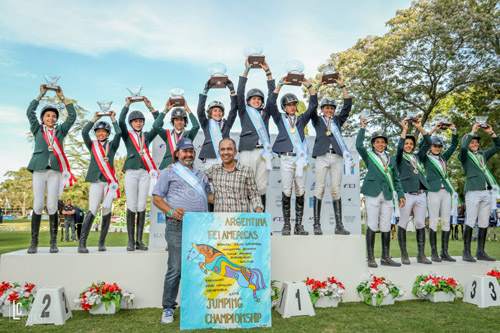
317;60;335;74
97;101;113;112
285;60;304;74
207;62;227;77
475;115;488;123
170;88;185;97
243;45;263;57
127;85;143;97
44;75;60;85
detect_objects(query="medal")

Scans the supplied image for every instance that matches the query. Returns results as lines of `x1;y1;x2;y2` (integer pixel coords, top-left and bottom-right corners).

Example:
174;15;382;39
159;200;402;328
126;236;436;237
290;128;296;134
103;157;109;162
139;150;145;156
414;169;419;174
384;168;389;173
326;130;332;136
48;146;54;152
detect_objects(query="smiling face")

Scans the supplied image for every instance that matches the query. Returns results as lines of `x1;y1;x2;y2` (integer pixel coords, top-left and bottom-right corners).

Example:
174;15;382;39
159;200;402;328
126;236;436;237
430;144;442;155
130;119;144;131
42;111;58;128
218;139;237;165
248;96;263;109
322;105;335;118
404;138;415;153
469;138;479;152
95;129;109;141
173;117;186;131
176;148;194;166
372;138;387;153
284;102;297;116
209;107;224;122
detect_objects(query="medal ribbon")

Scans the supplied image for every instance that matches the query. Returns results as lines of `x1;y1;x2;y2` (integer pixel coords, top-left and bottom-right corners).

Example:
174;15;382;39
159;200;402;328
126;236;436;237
43;125;56;150
286;114;297;130
468;150;500;206
92;140;120;208
403;152;425;175
281;114;309;178
172;163;208;210
427;153;460;216
367;150;400;216
245;105;274;170
208;119;223;164
128;130;158;195
324;117;355;175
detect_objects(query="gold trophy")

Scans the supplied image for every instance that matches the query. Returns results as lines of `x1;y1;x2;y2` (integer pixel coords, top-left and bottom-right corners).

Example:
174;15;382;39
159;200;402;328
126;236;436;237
284;60;305;86
168;88;185;107
207;62;228;89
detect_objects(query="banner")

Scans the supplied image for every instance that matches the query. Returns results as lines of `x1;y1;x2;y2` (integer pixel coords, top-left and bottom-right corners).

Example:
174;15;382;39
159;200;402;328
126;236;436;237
180;212;271;330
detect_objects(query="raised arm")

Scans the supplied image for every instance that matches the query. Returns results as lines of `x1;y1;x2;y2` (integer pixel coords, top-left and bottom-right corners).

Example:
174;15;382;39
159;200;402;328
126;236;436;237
119;98;131;138
225;94;238;129
301;78;319;124
396;119;409;164
334;76;351;126
483;124;500;160
58;88;76;136
27;85;46;133
110;111;122;150
82;117;95;151
356;123;369;162
236;75;248;118
442;123;458;161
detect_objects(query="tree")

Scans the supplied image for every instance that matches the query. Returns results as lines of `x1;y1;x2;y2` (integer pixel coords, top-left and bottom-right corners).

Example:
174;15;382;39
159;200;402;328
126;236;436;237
0;168;33;217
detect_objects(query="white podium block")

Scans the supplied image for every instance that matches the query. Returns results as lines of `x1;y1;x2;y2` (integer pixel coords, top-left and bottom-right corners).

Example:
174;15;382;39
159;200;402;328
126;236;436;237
463;275;500;308
275;281;315;318
26;286;72;326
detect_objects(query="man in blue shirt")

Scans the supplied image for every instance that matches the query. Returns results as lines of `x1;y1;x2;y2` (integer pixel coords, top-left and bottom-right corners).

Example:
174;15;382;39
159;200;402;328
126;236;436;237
152;137;213;325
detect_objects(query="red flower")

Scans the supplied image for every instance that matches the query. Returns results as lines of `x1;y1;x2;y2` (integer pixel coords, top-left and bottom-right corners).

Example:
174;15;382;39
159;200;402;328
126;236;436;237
24;283;35;294
81;301;92;311
0;281;13;296
8;291;19;302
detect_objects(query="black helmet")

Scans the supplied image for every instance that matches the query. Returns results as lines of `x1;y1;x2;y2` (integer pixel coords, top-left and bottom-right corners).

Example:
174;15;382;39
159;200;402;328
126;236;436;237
431;136;444;147
128;110;145;123
170;107;189;125
207;101;225;113
404;135;416;146
462;133;480;145
40;105;59;121
320;97;337;109
370;130;388;144
280;93;299;111
94;121;111;133
246;88;265;103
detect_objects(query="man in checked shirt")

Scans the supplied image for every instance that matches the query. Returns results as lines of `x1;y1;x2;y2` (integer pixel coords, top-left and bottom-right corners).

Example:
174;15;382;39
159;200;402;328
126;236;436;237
205;138;263;213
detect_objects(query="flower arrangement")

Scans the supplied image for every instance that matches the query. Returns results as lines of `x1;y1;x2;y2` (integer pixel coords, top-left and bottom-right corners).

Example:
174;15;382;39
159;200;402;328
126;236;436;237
74;281;134;311
412;274;463;298
270;280;280;307
487;268;500;284
357;275;403;306
305;276;346;305
0;281;37;311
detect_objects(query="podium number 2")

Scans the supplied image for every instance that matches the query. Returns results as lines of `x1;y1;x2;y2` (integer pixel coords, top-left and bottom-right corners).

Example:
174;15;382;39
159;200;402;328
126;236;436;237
470;281;477;299
489;282;497;301
295;289;301;310
41;294;51;318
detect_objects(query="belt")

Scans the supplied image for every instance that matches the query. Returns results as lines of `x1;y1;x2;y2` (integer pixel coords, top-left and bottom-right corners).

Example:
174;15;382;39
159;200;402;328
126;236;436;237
407;190;424;195
254;145;264;149
280;152;296;157
166;217;182;223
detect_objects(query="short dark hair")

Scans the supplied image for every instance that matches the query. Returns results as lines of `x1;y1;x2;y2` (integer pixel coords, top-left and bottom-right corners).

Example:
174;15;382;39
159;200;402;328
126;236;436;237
219;138;236;150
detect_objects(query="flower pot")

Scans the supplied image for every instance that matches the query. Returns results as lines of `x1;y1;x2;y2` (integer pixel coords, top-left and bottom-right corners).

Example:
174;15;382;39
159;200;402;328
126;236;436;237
315;296;340;308
89;302;119;315
426;291;455;303
1;304;29;317
371;294;395;306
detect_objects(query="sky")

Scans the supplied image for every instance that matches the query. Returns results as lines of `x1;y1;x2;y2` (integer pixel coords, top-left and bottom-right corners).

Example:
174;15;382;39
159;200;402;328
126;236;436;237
0;0;412;181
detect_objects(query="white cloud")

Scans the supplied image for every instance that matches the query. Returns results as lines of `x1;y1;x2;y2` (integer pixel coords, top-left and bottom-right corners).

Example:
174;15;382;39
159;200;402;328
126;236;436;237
0;105;28;124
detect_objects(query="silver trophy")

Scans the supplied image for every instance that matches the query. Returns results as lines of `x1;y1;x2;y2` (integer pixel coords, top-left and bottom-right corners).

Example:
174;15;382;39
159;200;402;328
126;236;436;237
284;60;305;86
244;45;265;68
127;85;145;102
207;62;228;89
475;115;488;128
44;75;61;91
405;112;420;123
318;60;339;84
168;88;185;107
434;115;452;129
97;101;113;116
361;110;374;124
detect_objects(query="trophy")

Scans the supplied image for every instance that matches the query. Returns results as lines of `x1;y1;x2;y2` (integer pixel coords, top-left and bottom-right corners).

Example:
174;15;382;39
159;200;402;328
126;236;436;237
318;60;339;84
435;115;452;129
284;60;305;86
207;62;228;88
127;85;145;102
475;115;488;128
361;110;374;124
168;88;185;107
43;75;61;91
97;101;113;116
405;113;420;123
244;45;265;68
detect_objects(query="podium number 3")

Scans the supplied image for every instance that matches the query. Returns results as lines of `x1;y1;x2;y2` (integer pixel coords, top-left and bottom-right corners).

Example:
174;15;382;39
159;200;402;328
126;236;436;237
41;294;51;318
470;281;477;299
489;282;497;301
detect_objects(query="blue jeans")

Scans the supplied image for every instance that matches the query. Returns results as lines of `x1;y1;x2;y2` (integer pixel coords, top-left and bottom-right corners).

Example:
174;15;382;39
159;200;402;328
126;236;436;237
162;220;182;309
65;220;76;241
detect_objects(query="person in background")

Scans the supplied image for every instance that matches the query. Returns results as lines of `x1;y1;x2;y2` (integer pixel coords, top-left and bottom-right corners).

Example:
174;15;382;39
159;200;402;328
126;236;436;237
62;199;76;242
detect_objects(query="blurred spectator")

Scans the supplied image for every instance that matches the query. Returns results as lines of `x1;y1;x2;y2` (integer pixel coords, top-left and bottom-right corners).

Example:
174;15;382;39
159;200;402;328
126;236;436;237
62;199;76;242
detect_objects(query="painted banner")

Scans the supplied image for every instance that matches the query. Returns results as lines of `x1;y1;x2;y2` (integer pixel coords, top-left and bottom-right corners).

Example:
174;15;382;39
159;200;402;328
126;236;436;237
180;212;271;330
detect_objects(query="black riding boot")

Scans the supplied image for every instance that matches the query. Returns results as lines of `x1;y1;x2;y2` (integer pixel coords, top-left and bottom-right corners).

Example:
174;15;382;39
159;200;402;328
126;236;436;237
366;228;377;268
27;213;41;254
416;228;432;264
98;213;111;251
78;211;95;253
380;232;401;266
135;210;148;250
398;226;410;265
260;194;266;212
126;209;136;251
281;193;291;236
462;225;476;262
476;227;496;261
294;195;308;235
440;231;456;262
49;213;59;253
313;197;323;235
333;199;350;235
429;229;441;262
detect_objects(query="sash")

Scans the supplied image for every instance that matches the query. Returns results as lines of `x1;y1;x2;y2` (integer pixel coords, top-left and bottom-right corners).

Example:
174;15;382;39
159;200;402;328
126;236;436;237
92;140;120;209
402;153;425;175
281;114;309;178
172;163;208;210
42;126;77;196
324;118;355;175
128;131;158;195
367;150;400;216
166;129;185;157
427;153;460;217
245;105;274;170
468;150;500;207
208;119;223;164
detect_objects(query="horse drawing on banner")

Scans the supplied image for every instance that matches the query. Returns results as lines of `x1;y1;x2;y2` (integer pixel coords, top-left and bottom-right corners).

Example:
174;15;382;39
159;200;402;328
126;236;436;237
187;243;266;302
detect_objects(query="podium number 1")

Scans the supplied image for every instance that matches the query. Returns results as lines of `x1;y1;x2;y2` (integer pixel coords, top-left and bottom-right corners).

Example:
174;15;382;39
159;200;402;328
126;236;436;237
41;294;51;318
295;289;301;310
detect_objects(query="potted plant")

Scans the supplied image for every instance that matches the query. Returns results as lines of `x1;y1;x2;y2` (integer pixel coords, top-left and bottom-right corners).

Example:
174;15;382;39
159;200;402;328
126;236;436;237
357;275;403;306
271;280;280;308
305;276;346;308
74;281;134;314
412;274;463;302
0;281;36;317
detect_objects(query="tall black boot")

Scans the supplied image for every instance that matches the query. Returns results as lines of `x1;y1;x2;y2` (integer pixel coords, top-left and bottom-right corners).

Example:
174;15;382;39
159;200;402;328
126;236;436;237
366;228;377;268
462;225;476;262
135;210;148;250
333;199;350;235
49;213;59;253
78;212;95;253
260;194;266;212
281;193;291;236
27;213;41;254
476;227;496;261
294;195;308;235
313;197;323;235
126;209;136;251
440;231;456;262
429;229;441;262
416;228;432;264
398;226;410;265
98;213;111;251
380;232;401;266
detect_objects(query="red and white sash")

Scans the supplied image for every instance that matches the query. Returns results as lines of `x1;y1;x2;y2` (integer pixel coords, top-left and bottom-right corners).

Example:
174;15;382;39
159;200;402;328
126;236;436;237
42;125;77;196
165;129;184;156
128;130;158;195
92;140;120;209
